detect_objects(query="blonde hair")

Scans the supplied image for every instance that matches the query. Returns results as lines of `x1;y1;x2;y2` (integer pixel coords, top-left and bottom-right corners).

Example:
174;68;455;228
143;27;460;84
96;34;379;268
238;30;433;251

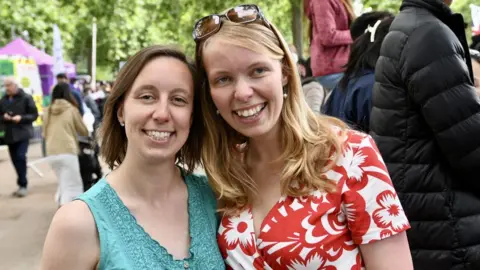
195;19;348;215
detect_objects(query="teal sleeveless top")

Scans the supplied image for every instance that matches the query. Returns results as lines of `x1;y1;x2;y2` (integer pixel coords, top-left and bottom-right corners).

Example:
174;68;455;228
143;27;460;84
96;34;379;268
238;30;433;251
76;173;225;270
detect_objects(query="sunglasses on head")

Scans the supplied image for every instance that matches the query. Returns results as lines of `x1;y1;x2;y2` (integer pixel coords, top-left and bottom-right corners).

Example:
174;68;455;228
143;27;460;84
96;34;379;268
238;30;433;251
192;4;271;42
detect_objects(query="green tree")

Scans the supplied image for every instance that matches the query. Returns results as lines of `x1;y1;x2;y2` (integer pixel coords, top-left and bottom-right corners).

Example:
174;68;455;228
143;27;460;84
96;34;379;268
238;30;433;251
451;0;478;42
0;0;297;78
1;0;478;79
363;0;400;13
0;0;77;60
70;0;295;76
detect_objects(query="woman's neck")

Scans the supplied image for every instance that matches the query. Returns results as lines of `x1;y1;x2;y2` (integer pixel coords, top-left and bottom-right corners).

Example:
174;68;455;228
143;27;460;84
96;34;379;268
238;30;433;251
108;152;183;204
247;124;283;167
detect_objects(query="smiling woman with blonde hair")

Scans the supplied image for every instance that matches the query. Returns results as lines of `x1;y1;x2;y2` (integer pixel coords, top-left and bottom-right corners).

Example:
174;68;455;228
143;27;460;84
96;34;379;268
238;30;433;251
193;4;413;269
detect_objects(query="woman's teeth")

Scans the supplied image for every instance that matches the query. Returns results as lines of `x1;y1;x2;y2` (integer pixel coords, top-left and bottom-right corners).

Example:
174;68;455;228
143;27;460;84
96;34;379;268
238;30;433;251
235;104;265;117
146;131;171;140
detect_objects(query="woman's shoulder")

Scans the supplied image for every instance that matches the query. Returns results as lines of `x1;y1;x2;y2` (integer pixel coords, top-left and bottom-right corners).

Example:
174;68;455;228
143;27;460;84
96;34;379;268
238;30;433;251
185;173;220;230
186;173;214;196
78;178;109;200
328;126;374;154
186;172;217;208
340;129;373;148
41;200;99;269
48;200;97;244
326;129;386;185
56;199;95;226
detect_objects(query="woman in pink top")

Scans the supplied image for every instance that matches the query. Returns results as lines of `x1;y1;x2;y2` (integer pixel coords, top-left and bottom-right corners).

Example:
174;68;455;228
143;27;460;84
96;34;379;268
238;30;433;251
305;0;355;89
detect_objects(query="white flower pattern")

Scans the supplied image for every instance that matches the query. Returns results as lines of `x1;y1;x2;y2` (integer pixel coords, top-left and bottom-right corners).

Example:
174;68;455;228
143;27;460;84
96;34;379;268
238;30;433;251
373;191;409;232
339;147;366;181
287;253;327;270
218;130;410;270
224;210;254;247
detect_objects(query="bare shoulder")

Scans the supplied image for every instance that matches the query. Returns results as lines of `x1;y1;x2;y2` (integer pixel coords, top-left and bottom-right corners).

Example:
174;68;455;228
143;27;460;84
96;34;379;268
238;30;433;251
51;200;96;235
40;200;99;270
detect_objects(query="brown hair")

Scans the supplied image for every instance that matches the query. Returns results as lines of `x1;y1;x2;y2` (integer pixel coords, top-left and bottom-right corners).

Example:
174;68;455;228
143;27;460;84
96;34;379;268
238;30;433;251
51;83;79;109
195;19;348;215
341;0;357;23
100;45;202;173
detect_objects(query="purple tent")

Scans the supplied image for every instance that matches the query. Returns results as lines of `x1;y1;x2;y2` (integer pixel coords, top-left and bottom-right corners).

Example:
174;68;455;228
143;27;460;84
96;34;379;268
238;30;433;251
0;38;76;96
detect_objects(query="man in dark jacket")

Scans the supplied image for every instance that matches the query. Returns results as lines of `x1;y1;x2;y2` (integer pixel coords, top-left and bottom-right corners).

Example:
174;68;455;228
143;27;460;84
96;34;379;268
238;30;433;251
370;0;480;269
0;77;39;197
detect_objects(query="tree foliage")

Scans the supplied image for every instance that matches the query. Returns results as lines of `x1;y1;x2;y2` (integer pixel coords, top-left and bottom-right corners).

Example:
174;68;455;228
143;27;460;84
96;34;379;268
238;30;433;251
0;0;476;79
362;0;401;13
0;0;294;77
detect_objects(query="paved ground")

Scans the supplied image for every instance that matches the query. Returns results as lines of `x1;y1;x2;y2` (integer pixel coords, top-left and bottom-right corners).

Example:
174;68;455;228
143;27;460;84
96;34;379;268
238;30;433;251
0;142;59;270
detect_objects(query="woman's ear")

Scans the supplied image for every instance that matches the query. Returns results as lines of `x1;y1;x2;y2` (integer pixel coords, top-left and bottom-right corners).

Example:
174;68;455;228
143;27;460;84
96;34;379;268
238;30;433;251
282;73;289;87
117;104;124;125
281;61;291;87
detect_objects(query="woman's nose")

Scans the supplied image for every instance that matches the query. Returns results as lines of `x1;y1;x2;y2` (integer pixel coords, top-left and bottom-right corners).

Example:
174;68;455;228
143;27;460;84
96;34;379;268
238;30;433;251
233;79;254;102
152;101;170;122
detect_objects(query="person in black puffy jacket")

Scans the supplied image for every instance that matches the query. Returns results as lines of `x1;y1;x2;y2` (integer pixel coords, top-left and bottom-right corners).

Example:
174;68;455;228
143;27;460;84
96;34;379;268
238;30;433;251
370;0;480;269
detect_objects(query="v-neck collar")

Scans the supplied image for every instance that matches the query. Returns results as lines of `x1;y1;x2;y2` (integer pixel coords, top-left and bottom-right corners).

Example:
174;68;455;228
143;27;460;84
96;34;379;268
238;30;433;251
101;172;198;266
249;195;287;243
229;199;288;270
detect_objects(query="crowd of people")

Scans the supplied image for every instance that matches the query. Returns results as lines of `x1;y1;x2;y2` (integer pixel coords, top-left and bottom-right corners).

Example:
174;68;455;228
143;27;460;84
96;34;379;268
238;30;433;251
1;0;479;269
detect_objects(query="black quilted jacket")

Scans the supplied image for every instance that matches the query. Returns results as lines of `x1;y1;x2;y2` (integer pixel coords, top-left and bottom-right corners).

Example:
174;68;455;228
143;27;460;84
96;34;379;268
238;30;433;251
370;0;480;269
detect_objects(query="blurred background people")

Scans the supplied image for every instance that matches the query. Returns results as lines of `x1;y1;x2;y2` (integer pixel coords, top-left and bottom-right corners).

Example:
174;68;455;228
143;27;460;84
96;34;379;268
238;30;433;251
56;73;84;116
471;49;480;95
323;12;394;132
304;0;355;90
42;83;88;206
299;58;329;114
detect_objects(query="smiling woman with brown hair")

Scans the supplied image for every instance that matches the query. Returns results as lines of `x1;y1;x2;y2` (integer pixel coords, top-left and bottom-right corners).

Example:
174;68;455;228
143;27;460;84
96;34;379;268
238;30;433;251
40;45;224;270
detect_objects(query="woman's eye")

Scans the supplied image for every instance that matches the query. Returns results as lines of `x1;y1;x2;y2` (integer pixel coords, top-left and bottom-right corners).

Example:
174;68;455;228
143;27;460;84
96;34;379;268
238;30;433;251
252;67;267;76
172;97;187;105
140;94;155;100
215;76;230;85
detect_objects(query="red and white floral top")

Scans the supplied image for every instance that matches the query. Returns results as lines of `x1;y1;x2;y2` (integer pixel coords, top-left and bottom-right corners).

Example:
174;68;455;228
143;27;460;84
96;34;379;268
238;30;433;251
218;131;410;269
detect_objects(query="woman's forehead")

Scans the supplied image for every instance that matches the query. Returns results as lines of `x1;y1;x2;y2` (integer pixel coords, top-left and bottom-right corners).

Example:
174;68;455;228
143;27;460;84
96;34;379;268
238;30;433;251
203;36;281;61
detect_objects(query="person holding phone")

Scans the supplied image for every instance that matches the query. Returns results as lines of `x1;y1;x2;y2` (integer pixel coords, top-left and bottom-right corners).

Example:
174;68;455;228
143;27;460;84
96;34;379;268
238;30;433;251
0;76;38;197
